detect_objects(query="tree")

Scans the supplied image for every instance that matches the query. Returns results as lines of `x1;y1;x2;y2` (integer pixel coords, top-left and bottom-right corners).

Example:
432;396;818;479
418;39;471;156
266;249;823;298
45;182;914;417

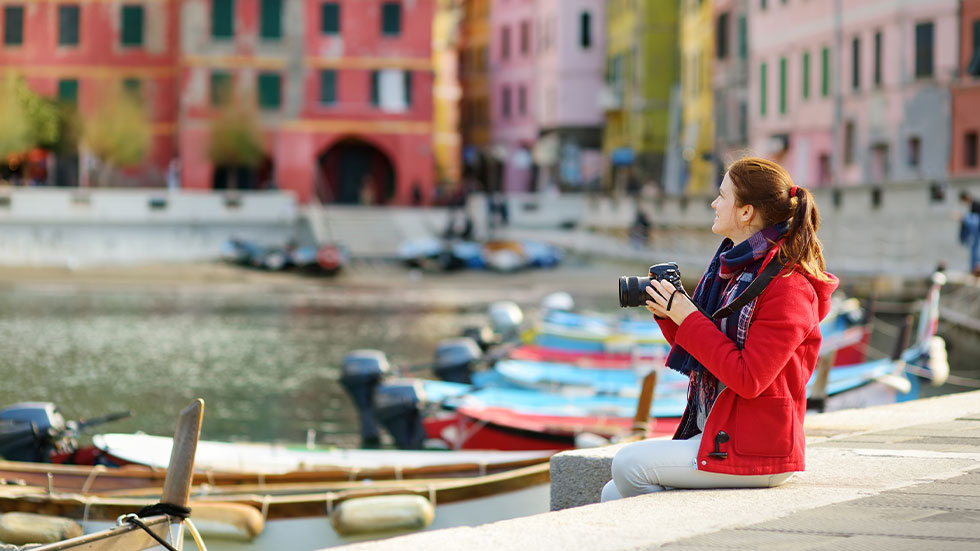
208;92;266;190
0;74;62;158
83;85;150;186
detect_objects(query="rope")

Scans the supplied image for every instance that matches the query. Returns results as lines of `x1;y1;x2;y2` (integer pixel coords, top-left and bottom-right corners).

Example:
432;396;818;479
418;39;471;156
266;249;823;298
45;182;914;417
257;473;265;489
81;465;106;494
478;460;487;477
81;497;92;527
348;467;361;482
325;492;337;516
394;465;403;481
428;484;436;507
135;503;192;520
185;518;208;551
206;470;215;486
119;514;179;551
260;494;271;520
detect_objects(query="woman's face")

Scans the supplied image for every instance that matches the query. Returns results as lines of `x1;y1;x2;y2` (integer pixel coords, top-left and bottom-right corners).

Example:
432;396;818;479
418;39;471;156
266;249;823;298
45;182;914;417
711;172;742;240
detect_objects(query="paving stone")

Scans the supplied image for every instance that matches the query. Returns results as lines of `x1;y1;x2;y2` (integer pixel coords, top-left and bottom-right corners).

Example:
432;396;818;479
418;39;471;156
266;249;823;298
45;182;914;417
891;482;980;497
803;535;980;551
851;493;980;511
662;530;842;550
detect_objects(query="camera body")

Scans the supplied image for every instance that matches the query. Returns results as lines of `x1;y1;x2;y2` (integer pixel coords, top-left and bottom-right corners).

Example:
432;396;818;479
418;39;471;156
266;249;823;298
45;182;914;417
618;262;685;308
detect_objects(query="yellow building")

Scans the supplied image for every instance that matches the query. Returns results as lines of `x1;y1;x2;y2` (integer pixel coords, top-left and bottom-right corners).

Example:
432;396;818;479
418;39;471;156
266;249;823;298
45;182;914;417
603;0;679;191
460;0;491;152
679;0;715;194
433;0;464;187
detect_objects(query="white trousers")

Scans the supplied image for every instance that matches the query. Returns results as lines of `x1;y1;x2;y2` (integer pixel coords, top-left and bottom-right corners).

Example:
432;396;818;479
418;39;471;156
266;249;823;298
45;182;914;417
600;434;794;502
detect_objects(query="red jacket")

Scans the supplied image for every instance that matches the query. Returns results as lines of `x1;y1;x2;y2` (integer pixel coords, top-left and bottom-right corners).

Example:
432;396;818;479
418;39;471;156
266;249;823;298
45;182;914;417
656;262;838;476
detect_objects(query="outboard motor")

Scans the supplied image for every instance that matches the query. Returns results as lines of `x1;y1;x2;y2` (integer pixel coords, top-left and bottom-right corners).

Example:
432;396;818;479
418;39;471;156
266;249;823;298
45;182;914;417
488;300;524;342
339;350;390;448
373;382;426;450
433;337;482;384
0;402;69;462
461;325;496;351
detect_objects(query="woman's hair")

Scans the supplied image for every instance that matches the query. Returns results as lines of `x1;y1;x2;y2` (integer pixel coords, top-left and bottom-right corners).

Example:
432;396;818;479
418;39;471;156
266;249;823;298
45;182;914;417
726;157;831;281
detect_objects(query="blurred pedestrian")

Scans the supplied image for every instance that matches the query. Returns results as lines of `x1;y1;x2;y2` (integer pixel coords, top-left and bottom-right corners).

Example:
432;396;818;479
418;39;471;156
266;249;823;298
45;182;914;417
959;191;980;275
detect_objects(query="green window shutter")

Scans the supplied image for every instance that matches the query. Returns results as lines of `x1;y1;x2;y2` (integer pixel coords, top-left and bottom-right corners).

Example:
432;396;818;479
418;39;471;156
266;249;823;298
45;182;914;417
121;4;143;46
58;79;79;105
821;47;829;97
873;31;882;86
58;5;80;46
760;62;767;116
260;0;282;40
802;52;810;100
779;57;787;114
211;71;232;106
403;70;412;107
212;0;234;39
257;73;281;110
370;70;379;106
915;22;934;78
320;70;336;105
3;6;23;46
737;16;747;60
123;77;142;99
322;3;340;34
381;2;401;36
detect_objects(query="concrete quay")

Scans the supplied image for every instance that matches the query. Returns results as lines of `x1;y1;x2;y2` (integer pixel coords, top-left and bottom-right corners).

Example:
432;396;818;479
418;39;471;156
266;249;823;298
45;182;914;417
332;390;980;551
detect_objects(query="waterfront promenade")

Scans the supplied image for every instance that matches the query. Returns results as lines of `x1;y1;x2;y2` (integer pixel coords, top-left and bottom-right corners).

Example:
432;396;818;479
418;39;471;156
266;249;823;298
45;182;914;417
330;389;980;551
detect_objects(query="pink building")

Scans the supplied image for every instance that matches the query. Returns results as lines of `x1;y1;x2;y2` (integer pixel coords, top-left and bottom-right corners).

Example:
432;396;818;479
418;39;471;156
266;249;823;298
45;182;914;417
750;0;958;187
534;0;604;189
489;0;538;192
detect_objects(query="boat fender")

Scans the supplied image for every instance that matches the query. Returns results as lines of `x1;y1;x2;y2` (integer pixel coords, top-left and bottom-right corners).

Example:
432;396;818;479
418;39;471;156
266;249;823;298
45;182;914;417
927;336;949;387
874;363;913;395
331;494;434;536
0;512;82;544
187;502;264;541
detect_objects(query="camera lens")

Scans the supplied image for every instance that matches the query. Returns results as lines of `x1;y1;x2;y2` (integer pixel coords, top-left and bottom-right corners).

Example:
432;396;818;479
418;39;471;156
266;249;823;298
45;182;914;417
619;276;652;308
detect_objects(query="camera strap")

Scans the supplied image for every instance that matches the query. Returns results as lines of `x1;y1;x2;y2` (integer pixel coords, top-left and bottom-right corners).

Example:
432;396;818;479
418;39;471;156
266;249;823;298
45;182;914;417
710;258;785;320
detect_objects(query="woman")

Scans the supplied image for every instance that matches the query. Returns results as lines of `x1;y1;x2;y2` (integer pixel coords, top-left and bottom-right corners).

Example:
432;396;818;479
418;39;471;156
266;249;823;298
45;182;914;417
601;157;838;501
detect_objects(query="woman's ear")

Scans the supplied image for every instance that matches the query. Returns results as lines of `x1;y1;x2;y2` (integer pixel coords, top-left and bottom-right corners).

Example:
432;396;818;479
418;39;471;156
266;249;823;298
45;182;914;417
738;204;756;226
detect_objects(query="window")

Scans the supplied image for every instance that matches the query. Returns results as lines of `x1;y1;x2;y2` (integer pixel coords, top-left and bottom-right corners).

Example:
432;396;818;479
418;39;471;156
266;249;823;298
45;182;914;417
212;0;234;39
844;121;855;165
738;101;747;140
966;132;978;168
908;136;921;168
873;31;882;87
717;12;729;59
821;46;829;97
58;79;79;105
381;2;401;36
580;11;591;49
403;71;412;107
759;62;767;116
502;85;511;118
370;71;379;105
120;4;143;46
257;73;281;110
320;70;336;105
123;77;141;100
737;15;747;59
518;85;526;116
260;0;282;40
915;22;934;78
322;3;340;34
3;5;23;46
520;20;530;55
779;57;787;114
58;5;80;46
760;0;767;10
802;52;810;100
211;71;232;106
501;25;510;60
851;36;860;91
970;20;980;77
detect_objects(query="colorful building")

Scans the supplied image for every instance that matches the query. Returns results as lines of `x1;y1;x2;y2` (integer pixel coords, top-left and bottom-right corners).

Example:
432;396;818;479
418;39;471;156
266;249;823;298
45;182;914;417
679;0;715;194
459;0;492;185
750;0;958;187
0;0;180;185
951;0;980;177
712;0;749;173
602;0;679;193
533;0;604;190
432;0;463;191
487;0;538;193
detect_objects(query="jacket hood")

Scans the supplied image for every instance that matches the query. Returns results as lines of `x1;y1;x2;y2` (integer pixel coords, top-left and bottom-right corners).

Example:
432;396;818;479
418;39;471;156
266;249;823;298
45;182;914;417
805;270;839;321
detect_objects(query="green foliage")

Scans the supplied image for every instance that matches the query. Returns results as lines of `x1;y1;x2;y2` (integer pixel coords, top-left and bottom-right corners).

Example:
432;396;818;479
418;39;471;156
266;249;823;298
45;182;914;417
208;94;265;168
0;74;64;157
84;87;150;169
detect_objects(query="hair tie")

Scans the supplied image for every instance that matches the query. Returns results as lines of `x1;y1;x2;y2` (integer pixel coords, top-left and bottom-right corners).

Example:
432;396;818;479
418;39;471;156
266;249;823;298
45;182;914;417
789;186;799;198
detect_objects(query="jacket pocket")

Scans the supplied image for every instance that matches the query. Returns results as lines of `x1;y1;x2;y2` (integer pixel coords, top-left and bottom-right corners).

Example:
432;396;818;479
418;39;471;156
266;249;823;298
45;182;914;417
733;396;795;457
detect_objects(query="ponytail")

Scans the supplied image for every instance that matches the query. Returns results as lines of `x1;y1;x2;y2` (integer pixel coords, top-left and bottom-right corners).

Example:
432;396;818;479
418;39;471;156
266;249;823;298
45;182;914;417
727;157;831;281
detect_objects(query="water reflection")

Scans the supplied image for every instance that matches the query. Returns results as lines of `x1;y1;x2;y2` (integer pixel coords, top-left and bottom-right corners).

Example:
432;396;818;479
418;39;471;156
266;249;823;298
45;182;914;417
0;286;485;446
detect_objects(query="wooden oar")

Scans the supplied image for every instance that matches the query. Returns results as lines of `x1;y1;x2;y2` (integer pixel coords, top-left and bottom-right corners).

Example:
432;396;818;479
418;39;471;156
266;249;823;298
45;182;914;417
621;369;658;443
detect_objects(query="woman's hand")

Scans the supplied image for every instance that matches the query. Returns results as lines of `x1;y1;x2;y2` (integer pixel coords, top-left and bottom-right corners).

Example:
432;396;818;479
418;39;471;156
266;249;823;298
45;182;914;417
644;278;698;325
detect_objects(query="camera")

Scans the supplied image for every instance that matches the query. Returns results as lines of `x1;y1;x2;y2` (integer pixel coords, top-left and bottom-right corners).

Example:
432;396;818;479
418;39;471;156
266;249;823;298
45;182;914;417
618;262;685;308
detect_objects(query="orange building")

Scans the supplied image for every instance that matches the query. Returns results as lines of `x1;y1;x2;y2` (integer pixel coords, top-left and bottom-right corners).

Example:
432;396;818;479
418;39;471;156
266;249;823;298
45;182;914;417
951;0;980;176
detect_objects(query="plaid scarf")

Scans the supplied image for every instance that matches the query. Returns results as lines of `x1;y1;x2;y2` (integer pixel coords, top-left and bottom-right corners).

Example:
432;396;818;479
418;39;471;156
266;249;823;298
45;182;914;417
669;222;789;440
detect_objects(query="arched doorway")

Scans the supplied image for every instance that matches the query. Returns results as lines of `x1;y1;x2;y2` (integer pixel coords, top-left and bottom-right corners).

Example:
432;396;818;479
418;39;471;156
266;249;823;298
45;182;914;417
317;139;395;204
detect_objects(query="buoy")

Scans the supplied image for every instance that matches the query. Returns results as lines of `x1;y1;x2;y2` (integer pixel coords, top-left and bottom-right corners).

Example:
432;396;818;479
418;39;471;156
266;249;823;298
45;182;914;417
330;494;434;536
927;336;950;387
189;502;264;541
0;512;82;544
